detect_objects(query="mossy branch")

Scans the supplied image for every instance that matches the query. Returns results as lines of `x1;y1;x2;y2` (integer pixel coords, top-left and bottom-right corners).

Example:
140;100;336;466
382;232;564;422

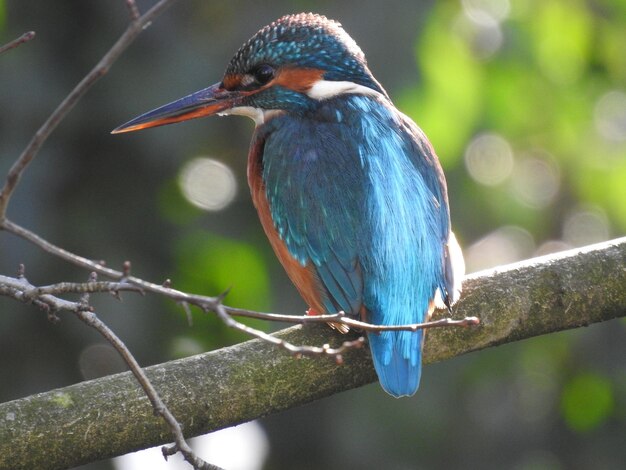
1;237;625;470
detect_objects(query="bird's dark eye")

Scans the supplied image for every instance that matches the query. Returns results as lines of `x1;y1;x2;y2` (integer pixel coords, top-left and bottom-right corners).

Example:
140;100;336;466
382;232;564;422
253;64;275;85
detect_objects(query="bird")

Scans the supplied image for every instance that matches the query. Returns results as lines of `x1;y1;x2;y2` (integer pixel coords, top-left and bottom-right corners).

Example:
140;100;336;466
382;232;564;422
113;13;464;397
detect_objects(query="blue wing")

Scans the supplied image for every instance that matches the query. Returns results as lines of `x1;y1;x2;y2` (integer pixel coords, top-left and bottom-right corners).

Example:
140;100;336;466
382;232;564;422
260;108;366;316
259;94;453;397
354;97;449;397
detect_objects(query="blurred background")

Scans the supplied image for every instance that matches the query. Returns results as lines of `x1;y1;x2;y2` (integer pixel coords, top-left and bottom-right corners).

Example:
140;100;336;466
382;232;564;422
1;0;625;469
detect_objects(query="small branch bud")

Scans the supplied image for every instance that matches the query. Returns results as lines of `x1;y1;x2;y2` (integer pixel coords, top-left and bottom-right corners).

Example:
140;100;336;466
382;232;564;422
125;0;141;20
216;286;232;303
122;261;131;277
0;31;36;55
180;301;193;327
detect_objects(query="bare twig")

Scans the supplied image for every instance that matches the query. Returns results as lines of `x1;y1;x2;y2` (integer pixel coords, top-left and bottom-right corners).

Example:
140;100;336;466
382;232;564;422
0;31;35;55
0;270;221;470
1;219;478;336
223;307;480;332
21;280;141;301
0;2;223;468
1;218;210;299
213;303;366;363
0;0;179;219
75;279;222;470
1;224;474;336
332;314;479;332
124;0;141;20
0;274;88;311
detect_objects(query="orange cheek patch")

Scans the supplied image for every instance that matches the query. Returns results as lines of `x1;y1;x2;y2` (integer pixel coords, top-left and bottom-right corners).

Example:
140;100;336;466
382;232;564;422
272;67;325;93
222;74;243;90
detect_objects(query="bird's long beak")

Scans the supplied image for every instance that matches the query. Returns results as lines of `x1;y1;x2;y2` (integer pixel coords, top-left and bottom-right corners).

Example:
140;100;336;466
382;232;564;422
112;82;241;134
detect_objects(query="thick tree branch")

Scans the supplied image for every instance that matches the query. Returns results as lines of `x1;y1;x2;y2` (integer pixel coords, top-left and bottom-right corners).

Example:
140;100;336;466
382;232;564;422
1;237;624;470
0;270;221;470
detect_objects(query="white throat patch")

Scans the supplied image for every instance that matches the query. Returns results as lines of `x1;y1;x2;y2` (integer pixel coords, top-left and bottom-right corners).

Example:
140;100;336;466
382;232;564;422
306;80;383;100
218;107;284;126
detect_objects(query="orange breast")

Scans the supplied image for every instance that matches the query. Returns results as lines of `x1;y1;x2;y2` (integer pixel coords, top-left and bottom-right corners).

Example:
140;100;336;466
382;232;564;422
247;134;326;314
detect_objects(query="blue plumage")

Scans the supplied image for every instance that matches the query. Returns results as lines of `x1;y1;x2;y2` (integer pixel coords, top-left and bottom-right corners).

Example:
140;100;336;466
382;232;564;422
259;94;452;396
113;13;464;397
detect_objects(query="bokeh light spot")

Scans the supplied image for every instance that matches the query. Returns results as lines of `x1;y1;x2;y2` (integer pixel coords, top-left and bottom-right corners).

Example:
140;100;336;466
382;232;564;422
454;13;504;60
113;421;269;470
561;373;614;432
534;240;571;257
594;90;626;142
511;152;560;209
462;0;511;26
562;206;610;247
464;132;514;186
472;23;504;59
179;157;237;211
465;225;535;273
168;336;205;359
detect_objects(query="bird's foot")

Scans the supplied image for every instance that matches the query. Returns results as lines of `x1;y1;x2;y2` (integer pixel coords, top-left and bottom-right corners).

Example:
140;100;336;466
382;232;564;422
306;307;350;334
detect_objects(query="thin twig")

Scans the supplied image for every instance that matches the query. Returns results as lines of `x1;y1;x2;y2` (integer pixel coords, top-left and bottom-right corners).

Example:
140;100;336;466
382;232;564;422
338;315;479;332
75;290;222;470
213;303;366;363
0;274;85;311
1;219;478;335
22;280;141;301
0;31;35;55
1;253;478;340
1;218;208;300
0;1;219;467
124;0;141;20
0;271;221;470
224;306;480;332
0;0;179;219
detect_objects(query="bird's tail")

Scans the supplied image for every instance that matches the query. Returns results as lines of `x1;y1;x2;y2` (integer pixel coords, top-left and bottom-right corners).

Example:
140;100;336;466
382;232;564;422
368;329;424;398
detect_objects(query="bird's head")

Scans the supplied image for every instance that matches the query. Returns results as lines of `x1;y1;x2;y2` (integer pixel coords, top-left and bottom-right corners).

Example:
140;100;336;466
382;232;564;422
113;13;386;133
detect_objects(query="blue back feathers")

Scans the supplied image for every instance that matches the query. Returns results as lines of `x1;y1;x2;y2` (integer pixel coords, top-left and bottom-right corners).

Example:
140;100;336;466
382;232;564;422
258;93;450;397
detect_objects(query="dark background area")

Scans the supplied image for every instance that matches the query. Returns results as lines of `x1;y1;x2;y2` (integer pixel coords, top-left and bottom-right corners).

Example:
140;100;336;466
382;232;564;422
1;1;625;469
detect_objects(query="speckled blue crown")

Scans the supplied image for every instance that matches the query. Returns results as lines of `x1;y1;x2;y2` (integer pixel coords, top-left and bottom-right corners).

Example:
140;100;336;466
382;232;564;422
226;13;383;93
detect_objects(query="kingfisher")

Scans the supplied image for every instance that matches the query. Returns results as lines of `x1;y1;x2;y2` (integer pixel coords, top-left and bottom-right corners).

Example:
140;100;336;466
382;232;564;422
113;13;464;397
